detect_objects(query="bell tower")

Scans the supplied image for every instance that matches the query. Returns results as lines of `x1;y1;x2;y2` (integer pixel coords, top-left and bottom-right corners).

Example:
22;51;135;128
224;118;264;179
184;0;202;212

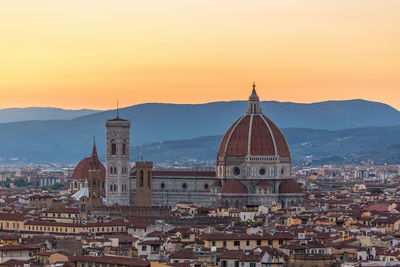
87;139;103;210
105;114;131;206
80;140;103;218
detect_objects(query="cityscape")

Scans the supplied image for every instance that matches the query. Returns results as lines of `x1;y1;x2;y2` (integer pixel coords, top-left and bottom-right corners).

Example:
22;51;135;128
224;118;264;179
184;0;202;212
1;1;400;267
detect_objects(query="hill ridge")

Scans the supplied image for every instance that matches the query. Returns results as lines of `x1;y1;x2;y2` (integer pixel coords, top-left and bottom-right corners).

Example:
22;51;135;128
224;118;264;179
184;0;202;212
0;99;399;163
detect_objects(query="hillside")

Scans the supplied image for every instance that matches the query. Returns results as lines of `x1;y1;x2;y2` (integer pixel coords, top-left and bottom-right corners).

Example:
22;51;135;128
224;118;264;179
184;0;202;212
75;99;400;145
131;127;400;166
0;99;399;163
0;107;99;123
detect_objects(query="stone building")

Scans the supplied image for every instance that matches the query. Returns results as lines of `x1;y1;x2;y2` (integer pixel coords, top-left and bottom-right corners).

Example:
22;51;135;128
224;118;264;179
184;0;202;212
213;83;302;208
80;140;103;217
68;83;305;209
130;169;216;206
134;162;153;207
105;115;131;206
69;154;106;194
128;84;304;208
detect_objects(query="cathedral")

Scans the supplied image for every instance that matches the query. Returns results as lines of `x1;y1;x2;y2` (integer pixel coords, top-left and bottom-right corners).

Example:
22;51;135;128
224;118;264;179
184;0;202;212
71;83;304;209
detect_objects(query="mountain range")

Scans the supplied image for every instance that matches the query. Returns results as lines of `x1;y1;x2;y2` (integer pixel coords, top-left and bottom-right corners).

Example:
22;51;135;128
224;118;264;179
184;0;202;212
0;99;399;164
132;126;400;166
0;107;99;123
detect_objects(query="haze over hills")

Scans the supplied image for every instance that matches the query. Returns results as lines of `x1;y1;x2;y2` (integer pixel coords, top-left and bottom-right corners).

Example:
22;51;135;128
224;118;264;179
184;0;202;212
2;99;400;130
0;107;99;123
0;99;400;163
132;126;400;166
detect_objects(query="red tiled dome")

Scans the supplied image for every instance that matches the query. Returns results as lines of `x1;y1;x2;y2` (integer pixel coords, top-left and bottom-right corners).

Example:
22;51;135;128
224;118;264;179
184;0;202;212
218;114;290;158
220;180;247;194
71;157;106;180
217;84;290;160
279;180;302;194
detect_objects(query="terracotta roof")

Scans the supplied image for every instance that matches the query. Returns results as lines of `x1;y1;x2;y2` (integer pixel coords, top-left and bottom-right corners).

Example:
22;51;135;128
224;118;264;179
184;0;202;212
71;157;106;180
365;204;390;212
169;249;196;260
138;239;164;246
71;255;148;267
29;194;53;199
279;180;302;194
125;217;150;229
44;208;80;214
0;244;42;251
220;180;247;194
218;109;290;158
255;180;272;188
0;213;27;221
200;233;261;241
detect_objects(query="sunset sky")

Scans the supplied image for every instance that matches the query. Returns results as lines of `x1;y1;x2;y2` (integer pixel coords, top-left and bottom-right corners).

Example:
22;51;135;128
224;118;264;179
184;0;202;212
1;0;399;110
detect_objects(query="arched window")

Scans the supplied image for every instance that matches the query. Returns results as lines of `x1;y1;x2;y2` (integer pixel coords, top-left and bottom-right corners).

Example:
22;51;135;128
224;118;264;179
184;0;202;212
113;184;117;192
109;184;113;192
111;141;116;155
110;166;117;175
140;171;144;187
148;170;151;188
122;142;126;155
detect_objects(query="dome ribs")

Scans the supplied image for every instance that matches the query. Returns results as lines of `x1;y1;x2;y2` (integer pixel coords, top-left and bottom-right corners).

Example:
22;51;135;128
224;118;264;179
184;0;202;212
226;116;251;156
72;157;106;181
262;115;291;157
250;115;275;156
217;117;243;156
217;87;291;159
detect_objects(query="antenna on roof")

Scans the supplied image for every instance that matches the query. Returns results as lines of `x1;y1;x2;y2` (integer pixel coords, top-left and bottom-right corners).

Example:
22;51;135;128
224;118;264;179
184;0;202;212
117;100;119;118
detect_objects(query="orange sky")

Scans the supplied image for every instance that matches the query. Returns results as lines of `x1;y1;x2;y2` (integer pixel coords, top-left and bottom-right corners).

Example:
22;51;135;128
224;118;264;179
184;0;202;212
1;0;399;110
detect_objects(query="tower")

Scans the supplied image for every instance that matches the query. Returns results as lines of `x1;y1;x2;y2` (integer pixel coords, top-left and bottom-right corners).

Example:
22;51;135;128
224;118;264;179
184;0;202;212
105;115;131;206
135;161;153;207
80;140;103;218
87;140;103;210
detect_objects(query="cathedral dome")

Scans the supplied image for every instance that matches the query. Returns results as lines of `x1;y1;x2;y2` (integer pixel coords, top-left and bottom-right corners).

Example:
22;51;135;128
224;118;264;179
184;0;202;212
217;84;290;159
220;179;247;194
279;180;302;194
71;157;106;180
